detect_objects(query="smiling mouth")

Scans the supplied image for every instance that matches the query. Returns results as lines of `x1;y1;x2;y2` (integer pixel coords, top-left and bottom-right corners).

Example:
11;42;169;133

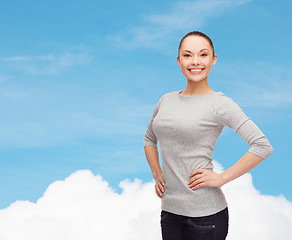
189;68;204;73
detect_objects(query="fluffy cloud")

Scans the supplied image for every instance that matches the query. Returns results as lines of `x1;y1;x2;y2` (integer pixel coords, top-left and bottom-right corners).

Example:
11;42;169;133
0;170;161;240
0;161;291;240
0;51;91;76
108;0;251;51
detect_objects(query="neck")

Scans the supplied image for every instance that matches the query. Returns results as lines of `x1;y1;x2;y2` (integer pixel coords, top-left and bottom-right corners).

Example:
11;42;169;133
182;79;214;95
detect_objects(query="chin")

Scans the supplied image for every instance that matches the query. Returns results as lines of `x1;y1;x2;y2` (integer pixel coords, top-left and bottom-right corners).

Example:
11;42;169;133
187;77;208;83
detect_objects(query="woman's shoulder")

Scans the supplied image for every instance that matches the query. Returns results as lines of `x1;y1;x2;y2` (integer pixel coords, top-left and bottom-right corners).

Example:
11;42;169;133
211;92;247;120
164;90;178;96
213;92;241;106
157;91;177;100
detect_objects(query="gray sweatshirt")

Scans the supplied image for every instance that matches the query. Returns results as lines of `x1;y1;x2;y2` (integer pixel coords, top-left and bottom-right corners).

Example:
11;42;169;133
143;90;273;217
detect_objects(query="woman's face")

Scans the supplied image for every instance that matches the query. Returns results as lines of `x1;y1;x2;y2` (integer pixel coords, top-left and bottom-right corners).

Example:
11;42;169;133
177;36;217;83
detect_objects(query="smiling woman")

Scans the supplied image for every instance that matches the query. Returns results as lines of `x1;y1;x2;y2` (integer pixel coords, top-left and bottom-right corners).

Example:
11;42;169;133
177;35;217;94
143;30;273;240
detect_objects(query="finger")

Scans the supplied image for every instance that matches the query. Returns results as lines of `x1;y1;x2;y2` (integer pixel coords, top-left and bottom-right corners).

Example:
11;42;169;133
155;184;161;196
157;177;165;190
156;185;163;197
160;177;165;186
158;176;165;186
189;168;204;177
155;189;161;198
157;182;165;193
189;178;205;188
191;182;205;190
156;181;164;194
188;174;202;185
188;172;205;186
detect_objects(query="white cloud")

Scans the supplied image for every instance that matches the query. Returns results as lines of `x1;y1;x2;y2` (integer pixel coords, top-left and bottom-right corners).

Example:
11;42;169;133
146;0;249;30
0;170;161;240
108;0;251;51
214;60;292;108
0;51;91;76
0;161;291;240
0;82;148;148
0;56;55;62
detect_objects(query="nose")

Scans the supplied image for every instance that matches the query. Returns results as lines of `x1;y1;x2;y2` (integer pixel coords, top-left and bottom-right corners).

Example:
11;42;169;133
192;56;200;65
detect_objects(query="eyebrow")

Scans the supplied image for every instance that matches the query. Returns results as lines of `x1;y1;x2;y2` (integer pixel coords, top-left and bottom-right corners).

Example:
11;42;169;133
182;48;210;53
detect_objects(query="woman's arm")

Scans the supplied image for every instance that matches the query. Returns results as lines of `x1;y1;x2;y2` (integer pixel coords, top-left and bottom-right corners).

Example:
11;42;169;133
188;151;265;190
188;119;274;190
143;94;166;197
144;145;165;198
189;96;274;190
144;145;161;180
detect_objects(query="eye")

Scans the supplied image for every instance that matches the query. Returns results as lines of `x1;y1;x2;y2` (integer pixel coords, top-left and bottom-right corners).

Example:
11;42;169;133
201;53;208;57
183;54;191;57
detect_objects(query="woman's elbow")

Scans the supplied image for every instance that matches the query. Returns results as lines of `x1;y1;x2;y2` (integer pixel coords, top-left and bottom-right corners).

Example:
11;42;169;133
261;142;274;160
266;144;274;158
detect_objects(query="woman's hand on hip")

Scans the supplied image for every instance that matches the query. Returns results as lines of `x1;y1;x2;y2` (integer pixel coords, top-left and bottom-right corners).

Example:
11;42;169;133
155;175;165;198
188;169;224;190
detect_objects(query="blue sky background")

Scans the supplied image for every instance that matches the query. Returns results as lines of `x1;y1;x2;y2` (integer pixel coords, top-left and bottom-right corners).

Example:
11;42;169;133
0;0;291;208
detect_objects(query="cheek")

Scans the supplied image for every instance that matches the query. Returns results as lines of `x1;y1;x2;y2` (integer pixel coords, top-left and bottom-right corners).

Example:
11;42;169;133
178;62;187;70
202;59;213;67
181;60;192;68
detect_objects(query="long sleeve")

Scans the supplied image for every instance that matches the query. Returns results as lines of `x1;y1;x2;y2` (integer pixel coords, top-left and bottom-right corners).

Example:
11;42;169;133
144;90;274;217
220;96;274;160
143;94;165;147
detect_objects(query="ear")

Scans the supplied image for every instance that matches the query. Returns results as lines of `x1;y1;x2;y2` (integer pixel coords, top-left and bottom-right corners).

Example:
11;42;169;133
177;56;181;67
212;54;217;66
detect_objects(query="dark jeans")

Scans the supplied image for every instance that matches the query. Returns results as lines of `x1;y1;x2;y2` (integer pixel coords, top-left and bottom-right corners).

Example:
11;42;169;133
160;207;229;240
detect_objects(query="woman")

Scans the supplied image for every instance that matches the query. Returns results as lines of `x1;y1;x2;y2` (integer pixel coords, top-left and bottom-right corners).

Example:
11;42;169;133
143;31;273;240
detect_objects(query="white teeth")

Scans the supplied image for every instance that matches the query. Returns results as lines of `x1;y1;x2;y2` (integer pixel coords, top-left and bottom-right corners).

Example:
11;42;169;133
190;69;203;72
